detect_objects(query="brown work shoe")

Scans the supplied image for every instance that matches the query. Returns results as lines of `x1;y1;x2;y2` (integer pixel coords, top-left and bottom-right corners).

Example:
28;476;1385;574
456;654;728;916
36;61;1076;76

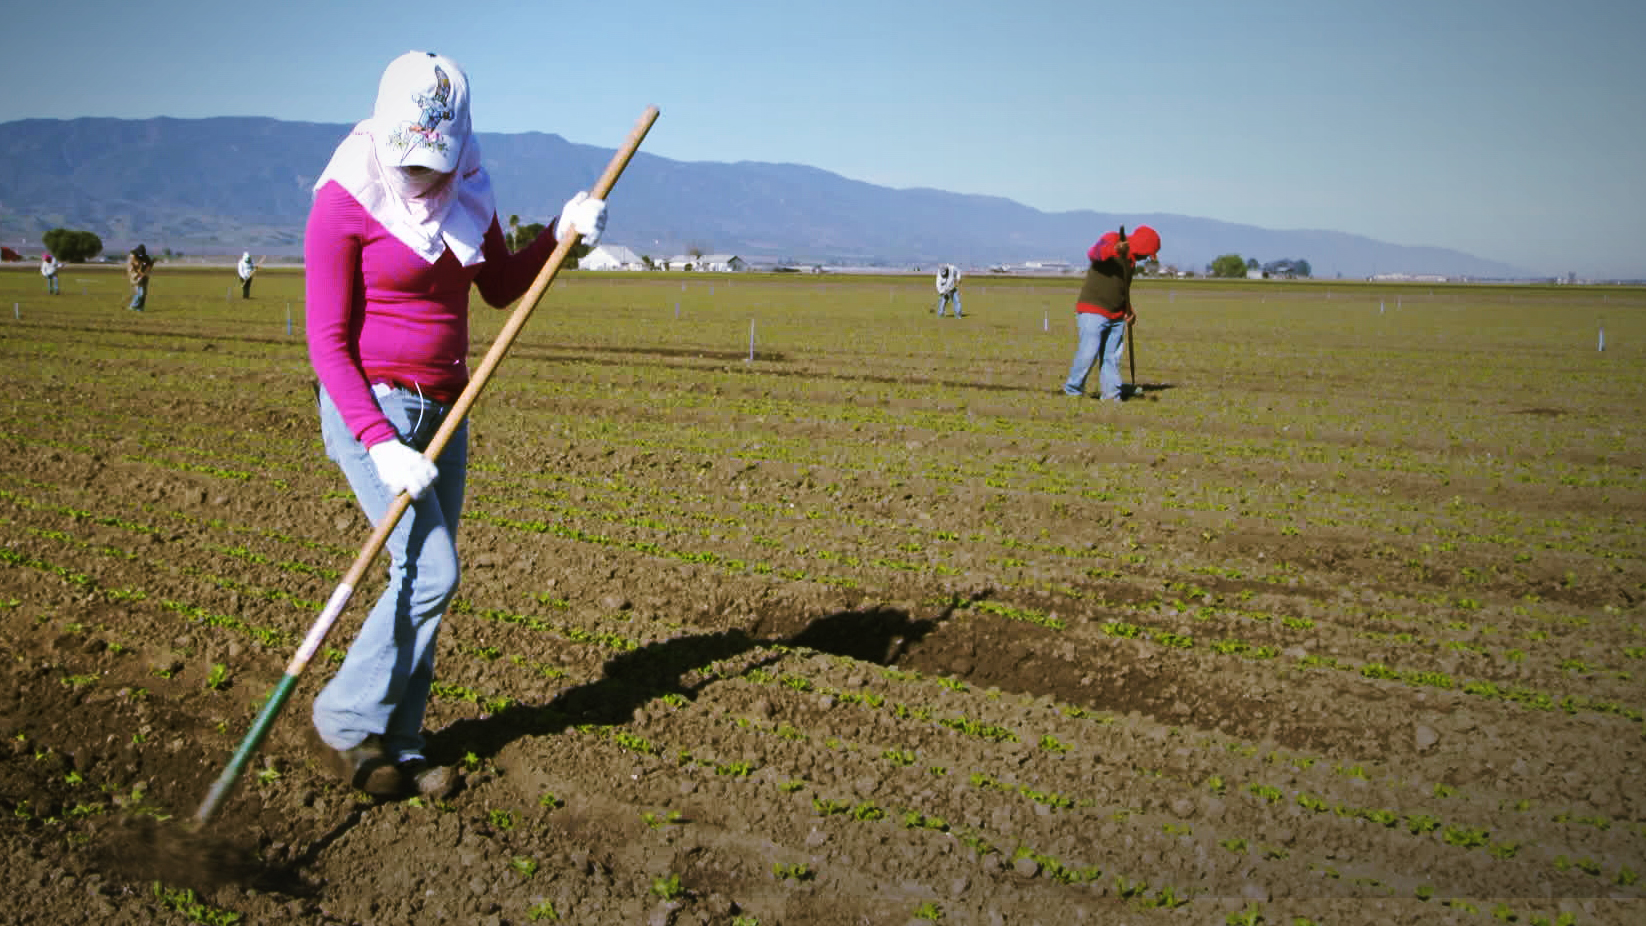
312;730;403;796
398;757;459;800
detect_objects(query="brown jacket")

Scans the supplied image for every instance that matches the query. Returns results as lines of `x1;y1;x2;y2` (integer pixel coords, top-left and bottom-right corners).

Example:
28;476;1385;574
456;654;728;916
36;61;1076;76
1075;251;1134;320
127;252;153;285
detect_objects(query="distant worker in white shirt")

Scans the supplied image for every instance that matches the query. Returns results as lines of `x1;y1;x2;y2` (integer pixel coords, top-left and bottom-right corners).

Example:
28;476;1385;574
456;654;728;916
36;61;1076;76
935;263;963;318
237;251;260;299
41;252;62;296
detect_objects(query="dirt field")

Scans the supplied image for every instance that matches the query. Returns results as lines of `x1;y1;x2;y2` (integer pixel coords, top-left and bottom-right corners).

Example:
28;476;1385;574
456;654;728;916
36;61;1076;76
0;265;1642;925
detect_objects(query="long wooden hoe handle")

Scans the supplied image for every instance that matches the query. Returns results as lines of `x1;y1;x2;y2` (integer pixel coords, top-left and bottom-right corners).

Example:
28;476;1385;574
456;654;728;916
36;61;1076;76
193;106;661;829
1119;226;1136;387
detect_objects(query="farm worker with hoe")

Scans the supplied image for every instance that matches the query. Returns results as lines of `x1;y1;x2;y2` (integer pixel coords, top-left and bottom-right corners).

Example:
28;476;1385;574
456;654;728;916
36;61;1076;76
935;263;963;317
126;243;154;311
1062;225;1160;401
236;251;260;299
40;252;61;295
303;50;608;796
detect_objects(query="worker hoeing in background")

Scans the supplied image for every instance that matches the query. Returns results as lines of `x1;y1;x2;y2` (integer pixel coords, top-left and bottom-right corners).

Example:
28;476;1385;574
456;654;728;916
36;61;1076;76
237;251;260;298
1062;225;1160;401
935;263;963;318
40;252;61;295
126;244;154;311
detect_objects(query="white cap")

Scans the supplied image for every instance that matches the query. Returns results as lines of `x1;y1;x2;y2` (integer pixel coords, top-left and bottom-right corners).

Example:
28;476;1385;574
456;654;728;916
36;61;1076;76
371;51;471;173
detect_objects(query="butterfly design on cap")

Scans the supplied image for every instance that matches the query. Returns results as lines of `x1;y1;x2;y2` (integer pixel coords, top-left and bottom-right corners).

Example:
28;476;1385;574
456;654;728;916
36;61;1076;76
388;64;454;158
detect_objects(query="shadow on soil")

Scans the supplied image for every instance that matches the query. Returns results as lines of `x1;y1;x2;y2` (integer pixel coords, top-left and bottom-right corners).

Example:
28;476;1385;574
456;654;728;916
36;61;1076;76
425;593;986;767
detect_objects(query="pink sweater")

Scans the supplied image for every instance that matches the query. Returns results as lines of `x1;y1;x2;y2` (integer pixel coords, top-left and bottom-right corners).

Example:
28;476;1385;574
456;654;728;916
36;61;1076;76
305;180;559;448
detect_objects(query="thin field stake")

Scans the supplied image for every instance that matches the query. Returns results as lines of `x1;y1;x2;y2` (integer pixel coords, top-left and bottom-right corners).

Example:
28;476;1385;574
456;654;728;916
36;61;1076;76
190;105;660;830
747;319;755;361
1599;322;1606;352
286;304;293;336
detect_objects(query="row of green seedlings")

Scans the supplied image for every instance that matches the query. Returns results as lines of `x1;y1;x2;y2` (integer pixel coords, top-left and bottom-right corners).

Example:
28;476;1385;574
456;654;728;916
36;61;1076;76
522;373;1549;514
1083;553;1588;653
5;472;682;657
466;470;1149;593
803;679;1630;890
0;495;653;703
469;465;998;582
1164;567;1557;641
19;342;1639;536
958;573;1641;728
470;428;1150;569
1113;611;1638;722
416;773;758;923
479;433;1312;593
0;517;442;713
682;657;1295;863
4;506;683;734
708;667;1589;911
1111;446;1631;575
709;648;1641;889
15;515;1640;878
0;479;352;596
1225;901;1583;926
466;506;856;589
8;426;287;491
721;704;1634;905
546;703;1192;911
1004;575;1643;725
4;733;246;924
1125;580;1637;688
0;510;326;658
1206;739;1640;858
1235;780;1638;890
13;496;1633;881
1112;572;1639;702
356;617;1646;873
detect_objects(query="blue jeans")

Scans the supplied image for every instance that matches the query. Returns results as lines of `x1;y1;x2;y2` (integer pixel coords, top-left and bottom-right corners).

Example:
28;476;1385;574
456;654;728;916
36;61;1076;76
1063;312;1126;400
313;383;468;761
129;282;146;310
936;291;962;317
46;275;59;295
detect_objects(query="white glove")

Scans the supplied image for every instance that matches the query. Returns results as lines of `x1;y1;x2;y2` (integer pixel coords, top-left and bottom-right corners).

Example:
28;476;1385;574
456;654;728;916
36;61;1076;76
559;191;607;246
368;441;438;499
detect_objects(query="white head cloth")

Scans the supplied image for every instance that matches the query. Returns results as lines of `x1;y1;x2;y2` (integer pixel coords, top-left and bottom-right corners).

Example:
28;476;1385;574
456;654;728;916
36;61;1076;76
313;51;496;266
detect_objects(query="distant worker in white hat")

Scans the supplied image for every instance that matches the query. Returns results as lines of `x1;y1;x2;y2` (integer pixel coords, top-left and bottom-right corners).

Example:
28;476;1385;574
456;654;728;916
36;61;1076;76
236;251;259;299
935;263;963;318
303;50;609;798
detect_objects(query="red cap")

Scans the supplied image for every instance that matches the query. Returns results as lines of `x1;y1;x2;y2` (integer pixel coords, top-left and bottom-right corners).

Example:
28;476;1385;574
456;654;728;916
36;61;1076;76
1128;225;1161;259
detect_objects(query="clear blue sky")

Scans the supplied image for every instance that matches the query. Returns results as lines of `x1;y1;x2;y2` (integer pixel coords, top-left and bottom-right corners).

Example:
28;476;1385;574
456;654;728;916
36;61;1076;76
4;0;1643;277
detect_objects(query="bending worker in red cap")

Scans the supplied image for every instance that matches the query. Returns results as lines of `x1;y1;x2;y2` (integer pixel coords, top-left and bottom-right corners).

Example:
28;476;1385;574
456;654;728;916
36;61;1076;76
1062;224;1160;401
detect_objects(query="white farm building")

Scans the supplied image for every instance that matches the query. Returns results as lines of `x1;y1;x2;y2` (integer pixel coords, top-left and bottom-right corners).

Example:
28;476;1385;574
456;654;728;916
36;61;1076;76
578;244;647;271
665;254;748;272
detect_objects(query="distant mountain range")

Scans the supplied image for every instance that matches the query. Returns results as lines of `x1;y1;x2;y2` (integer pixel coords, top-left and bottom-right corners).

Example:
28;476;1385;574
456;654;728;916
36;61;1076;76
0;116;1533;278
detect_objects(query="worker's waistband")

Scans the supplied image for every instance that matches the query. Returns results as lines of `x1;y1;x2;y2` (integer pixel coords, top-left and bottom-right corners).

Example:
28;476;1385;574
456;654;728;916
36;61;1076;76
371;379;463;406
